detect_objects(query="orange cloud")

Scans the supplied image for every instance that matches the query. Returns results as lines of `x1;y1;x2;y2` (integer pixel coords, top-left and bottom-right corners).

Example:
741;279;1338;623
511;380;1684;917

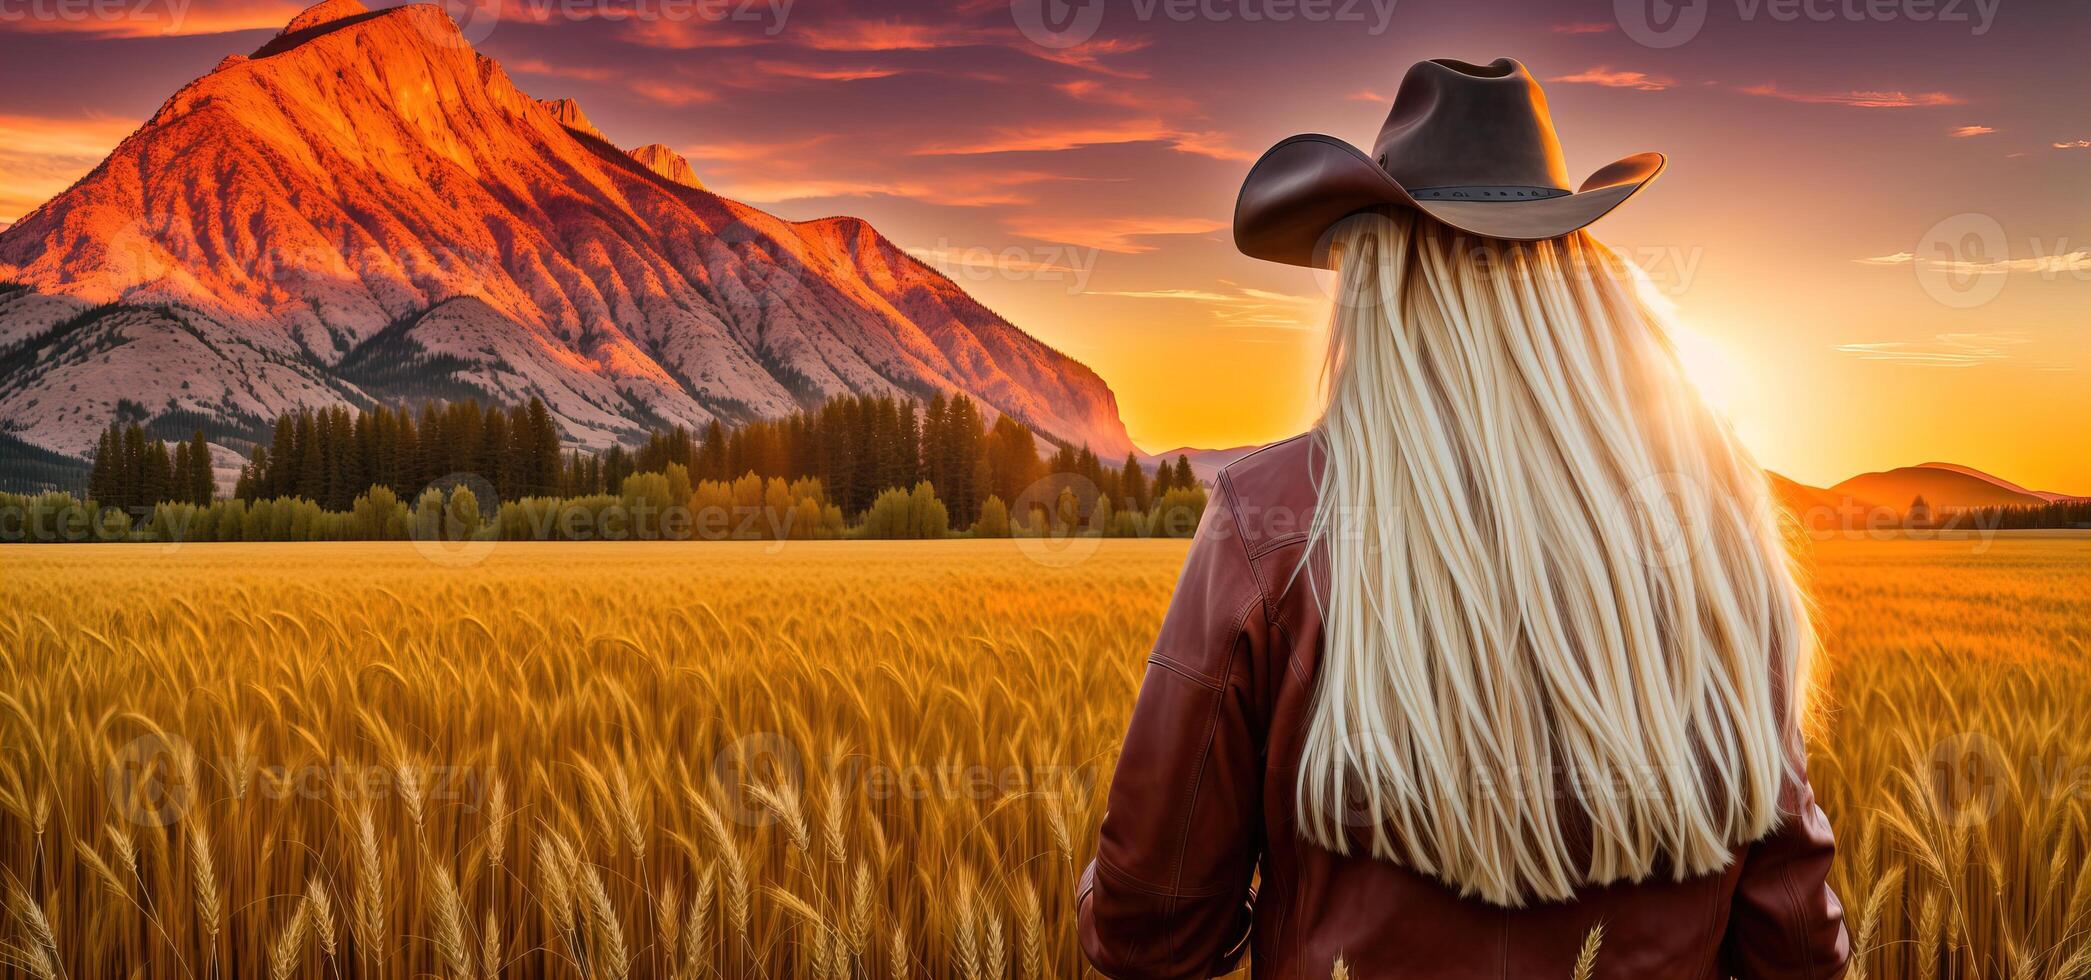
915;119;1244;159
2053;139;2091;149
1951;125;1995;137
1552;67;1675;92
683;135;837;162
1009;215;1226;253
1552;21;1615;34
1346;89;1385;102
630;80;718;107
619;16;776;49
508;58;615;83
0;113;139;223
1739;83;1965;108
797;18;981;51
1086;281;1322;328
754;60;906;82
1020;35;1153;78
1056;80;1192;113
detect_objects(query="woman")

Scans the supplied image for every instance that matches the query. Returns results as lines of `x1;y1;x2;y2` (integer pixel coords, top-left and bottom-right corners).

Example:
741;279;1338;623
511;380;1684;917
1077;59;1848;979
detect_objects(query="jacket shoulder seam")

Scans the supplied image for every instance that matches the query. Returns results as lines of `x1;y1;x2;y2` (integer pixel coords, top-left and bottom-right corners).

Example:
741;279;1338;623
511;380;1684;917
1216;471;1273;612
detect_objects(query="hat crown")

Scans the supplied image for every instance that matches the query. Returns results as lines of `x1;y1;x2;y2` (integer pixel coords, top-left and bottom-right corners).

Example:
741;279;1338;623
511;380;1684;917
1374;59;1571;193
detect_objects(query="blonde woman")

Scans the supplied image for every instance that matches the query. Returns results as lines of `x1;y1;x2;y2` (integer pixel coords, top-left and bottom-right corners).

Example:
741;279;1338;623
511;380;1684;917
1078;59;1847;979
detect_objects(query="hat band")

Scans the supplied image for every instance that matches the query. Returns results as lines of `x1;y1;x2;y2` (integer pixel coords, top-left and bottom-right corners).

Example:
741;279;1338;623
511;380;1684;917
1408;185;1571;202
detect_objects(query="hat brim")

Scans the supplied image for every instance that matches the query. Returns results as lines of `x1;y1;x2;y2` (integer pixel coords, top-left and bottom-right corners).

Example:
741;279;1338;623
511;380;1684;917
1232;133;1665;268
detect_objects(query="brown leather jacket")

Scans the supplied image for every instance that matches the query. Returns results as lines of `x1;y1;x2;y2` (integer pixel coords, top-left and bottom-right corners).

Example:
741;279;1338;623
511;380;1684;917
1078;435;1848;979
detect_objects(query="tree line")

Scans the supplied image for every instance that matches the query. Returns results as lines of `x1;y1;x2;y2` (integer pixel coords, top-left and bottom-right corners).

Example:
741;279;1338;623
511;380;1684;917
86;423;215;514
1931;498;2091;531
10;393;1210;543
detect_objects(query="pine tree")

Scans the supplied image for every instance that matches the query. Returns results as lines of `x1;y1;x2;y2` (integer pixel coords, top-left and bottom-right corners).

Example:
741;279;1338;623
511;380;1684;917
141;435;174;507
120;423;149;512
188;429;215;504
1121;453;1148;512
295;410;322;500
88;424;117;509
526;398;561;497
1173;455;1195;491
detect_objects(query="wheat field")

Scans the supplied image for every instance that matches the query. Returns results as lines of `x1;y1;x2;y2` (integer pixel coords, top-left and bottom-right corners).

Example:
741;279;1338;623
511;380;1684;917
1;533;2088;978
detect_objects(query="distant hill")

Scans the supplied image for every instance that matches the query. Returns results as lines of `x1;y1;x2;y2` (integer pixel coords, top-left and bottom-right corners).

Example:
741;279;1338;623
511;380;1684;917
1914;462;2088;504
1160;441;2078;525
1828;466;2050;513
1152;445;1270;483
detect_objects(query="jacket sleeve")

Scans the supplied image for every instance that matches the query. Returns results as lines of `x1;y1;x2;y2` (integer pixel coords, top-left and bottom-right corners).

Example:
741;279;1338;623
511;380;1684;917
1721;773;1851;980
1078;479;1267;980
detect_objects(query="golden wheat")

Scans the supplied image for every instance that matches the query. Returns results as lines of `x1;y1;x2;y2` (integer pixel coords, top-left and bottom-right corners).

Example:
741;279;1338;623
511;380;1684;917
0;534;2087;977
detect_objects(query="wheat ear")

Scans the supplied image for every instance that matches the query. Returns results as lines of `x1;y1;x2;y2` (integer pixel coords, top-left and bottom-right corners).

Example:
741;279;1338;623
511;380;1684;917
1572;923;1605;980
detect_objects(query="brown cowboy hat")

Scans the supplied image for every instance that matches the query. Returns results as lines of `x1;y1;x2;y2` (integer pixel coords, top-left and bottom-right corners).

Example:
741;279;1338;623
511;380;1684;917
1234;58;1665;268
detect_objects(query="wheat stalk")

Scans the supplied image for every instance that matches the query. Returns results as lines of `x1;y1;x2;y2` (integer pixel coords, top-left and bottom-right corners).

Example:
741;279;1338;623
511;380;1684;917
609;764;646;861
75;838;126;899
353;802;386;963
186;818;223;948
1;870;58;980
684;784;750;946
486;776;511;872
1019;883;1045;980
536;832;579;964
1571;923;1604;980
746;780;811;857
397;756;428;835
429;863;472;980
304;877;338;959
847;861;873;961
269;900;309;980
482;908;502;979
656;877;682;967
889;923;911;980
579;862;632;980
679;866;714;980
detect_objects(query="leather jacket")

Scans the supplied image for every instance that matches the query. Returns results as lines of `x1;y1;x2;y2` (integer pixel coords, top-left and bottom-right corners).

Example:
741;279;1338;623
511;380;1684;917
1078;435;1849;979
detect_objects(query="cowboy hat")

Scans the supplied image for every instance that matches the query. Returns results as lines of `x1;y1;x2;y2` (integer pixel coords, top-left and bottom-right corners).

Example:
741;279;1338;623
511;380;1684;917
1234;58;1665;268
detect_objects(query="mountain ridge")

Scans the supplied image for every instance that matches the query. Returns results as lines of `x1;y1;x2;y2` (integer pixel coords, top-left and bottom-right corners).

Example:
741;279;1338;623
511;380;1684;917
0;0;1135;464
1168;441;2081;513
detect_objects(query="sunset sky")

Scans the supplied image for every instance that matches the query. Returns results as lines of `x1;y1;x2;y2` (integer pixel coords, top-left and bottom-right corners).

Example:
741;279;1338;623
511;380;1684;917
2;0;2084;491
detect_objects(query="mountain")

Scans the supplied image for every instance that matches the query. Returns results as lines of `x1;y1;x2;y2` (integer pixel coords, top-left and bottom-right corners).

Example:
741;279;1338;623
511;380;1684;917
1914;462;2088;504
1166;439;2071;526
1828;465;2049;513
627;144;704;190
0;0;1134;464
1154;445;1267;484
1767;472;1883;527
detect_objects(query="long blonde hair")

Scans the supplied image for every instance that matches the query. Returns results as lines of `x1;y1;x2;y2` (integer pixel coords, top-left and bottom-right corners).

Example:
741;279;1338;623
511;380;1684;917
1297;209;1816;907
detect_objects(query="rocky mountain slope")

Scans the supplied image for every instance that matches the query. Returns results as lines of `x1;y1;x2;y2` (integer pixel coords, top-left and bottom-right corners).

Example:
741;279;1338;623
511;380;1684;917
0;0;1134;463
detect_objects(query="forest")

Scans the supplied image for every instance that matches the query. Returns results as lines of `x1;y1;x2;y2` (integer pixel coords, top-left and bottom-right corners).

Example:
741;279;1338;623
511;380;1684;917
1;394;1208;544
